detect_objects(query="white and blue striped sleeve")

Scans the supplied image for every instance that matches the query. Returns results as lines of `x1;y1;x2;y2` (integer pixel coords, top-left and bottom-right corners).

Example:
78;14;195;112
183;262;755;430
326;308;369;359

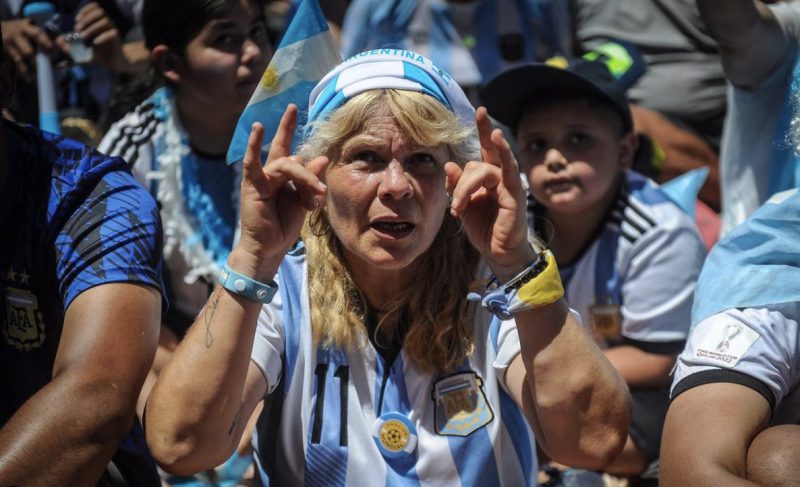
251;292;286;395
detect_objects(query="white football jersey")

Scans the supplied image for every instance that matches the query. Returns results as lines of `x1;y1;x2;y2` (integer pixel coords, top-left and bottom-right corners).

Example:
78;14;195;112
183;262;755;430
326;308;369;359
528;170;706;352
249;249;537;486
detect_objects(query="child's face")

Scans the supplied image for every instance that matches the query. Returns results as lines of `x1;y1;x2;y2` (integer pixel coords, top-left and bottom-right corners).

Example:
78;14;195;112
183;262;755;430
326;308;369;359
177;0;272;116
516;99;635;216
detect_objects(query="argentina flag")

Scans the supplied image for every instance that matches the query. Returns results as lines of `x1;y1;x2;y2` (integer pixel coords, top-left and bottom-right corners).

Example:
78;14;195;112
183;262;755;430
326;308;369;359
226;0;340;165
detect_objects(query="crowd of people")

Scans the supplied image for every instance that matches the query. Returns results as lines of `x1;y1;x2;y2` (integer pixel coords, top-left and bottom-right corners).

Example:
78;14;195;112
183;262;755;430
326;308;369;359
1;0;798;486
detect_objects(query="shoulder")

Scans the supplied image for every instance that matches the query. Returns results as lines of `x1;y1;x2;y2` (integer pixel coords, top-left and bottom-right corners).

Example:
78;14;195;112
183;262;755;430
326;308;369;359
623;171;700;237
672;304;800;409
769;2;800;36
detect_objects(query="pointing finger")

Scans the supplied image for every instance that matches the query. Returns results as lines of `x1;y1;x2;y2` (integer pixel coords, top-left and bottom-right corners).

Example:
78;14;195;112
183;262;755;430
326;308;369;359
242;122;269;195
476;107;499;167
491;128;521;191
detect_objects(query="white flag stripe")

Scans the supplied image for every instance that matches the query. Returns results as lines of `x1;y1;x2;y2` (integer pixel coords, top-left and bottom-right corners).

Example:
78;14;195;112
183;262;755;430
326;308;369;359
248;32;341;106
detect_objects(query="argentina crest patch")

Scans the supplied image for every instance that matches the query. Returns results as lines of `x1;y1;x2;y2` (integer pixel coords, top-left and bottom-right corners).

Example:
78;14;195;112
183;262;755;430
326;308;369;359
3;285;46;351
432;371;494;436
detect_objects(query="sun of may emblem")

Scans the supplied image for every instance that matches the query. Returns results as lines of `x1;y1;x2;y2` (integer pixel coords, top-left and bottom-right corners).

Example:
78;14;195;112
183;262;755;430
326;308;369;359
260;66;280;93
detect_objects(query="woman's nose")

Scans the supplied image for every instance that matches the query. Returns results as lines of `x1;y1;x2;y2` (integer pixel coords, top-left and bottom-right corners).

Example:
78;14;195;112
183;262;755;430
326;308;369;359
241;38;265;65
377;160;413;200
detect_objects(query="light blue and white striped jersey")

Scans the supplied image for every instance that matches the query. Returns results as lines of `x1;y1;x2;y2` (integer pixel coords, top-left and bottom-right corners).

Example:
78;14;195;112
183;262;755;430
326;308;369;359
249;249;537;486
529;170;706;352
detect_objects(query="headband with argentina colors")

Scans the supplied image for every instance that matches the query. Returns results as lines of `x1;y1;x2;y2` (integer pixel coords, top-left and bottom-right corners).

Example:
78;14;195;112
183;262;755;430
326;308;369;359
306;49;476;132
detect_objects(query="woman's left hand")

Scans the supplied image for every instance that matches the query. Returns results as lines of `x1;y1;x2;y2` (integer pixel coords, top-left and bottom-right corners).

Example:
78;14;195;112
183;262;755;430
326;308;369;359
445;107;535;281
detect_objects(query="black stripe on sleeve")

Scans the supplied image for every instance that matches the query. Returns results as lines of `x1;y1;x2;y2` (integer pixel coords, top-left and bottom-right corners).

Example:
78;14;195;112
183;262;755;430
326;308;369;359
671;369;776;411
627;198;657;228
623;337;686;355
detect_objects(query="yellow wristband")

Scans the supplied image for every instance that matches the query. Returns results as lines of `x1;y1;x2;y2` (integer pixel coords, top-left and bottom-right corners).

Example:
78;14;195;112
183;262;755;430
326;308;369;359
515;250;564;308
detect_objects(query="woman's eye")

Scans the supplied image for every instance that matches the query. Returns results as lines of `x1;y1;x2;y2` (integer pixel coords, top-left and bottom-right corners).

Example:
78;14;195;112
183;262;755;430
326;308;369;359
407;152;437;166
250;23;269;42
213;33;241;48
351;151;381;164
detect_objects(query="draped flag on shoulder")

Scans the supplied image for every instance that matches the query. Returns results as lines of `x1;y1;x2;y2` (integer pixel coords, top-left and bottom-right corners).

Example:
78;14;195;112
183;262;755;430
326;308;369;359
226;0;341;165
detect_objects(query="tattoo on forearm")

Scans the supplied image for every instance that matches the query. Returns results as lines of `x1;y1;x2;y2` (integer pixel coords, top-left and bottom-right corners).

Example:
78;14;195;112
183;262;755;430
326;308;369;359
205;288;222;348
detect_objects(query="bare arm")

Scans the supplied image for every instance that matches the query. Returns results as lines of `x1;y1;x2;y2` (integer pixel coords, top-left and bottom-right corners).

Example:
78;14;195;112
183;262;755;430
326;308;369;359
661;381;771;486
145;108;329;475
604;345;676;388
505;303;630;469
446;107;630;470
0;283;160;486
145;282;270;475
697;0;788;88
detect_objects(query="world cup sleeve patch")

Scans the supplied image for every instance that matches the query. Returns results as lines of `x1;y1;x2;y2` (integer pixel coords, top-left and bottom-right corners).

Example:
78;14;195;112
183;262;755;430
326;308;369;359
432;371;494;436
689;319;761;368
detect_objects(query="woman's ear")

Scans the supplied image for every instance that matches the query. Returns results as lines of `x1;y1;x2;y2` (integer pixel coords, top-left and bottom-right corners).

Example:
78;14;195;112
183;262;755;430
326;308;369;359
151;45;182;85
618;131;639;170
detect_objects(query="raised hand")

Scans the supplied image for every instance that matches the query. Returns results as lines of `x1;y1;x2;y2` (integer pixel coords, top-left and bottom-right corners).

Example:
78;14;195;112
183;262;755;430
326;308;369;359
235;104;328;280
74;2;122;70
445;107;534;281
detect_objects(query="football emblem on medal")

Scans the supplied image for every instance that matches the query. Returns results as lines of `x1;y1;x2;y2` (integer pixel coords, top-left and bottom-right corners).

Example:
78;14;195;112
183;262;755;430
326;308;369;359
372;412;417;458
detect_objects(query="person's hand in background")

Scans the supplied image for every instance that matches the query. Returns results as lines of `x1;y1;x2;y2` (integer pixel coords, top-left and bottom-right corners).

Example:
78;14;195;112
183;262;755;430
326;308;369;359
74;2;146;73
1;18;59;82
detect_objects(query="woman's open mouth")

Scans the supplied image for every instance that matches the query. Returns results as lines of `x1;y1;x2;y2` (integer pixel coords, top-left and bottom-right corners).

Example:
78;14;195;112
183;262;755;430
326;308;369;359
370;221;415;238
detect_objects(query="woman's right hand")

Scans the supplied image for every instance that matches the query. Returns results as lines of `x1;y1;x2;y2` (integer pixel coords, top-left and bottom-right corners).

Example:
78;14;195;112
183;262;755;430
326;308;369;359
233;104;328;281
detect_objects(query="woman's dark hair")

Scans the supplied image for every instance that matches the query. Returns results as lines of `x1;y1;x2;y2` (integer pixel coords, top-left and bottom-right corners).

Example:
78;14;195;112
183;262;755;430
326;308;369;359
142;0;263;54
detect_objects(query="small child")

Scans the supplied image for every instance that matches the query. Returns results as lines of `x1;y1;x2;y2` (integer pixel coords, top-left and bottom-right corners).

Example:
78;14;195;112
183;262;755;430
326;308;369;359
482;59;707;481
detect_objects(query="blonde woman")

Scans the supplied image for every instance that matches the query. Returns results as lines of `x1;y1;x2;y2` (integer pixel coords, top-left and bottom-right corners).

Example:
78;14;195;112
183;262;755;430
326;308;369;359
144;50;630;486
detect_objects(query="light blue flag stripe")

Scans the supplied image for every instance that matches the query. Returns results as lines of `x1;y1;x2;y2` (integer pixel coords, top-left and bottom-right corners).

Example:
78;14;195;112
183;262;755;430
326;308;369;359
226;0;340;165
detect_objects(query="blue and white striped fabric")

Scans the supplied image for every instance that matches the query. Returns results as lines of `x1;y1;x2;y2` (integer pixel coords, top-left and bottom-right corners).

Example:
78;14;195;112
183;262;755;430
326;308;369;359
692;188;800;327
307;49;476;131
226;0;340;165
249;251;537;486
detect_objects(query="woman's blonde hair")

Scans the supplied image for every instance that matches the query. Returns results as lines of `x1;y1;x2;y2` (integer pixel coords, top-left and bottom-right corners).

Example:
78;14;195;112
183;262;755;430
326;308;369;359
298;89;481;373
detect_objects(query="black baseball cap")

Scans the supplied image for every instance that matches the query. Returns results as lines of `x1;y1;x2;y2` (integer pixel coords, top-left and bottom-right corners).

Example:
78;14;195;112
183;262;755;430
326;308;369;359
480;58;633;134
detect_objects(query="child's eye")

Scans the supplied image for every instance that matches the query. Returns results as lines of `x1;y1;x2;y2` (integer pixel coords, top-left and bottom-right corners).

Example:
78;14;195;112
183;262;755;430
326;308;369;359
569;133;591;146
525;139;548;153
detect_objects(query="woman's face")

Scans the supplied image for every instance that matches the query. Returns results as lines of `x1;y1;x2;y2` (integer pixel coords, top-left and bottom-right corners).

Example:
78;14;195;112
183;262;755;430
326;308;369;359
324;109;451;276
176;0;272;115
516;100;633;217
